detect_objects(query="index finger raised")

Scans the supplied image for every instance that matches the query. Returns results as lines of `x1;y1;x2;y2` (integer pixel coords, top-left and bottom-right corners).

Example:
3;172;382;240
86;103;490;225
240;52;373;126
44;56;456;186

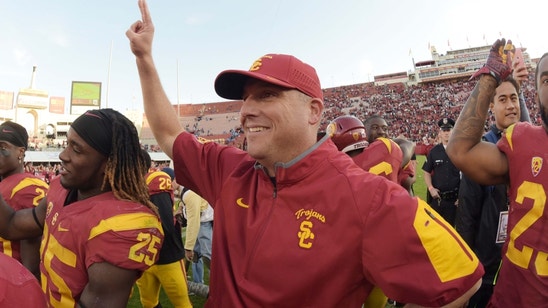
138;0;152;25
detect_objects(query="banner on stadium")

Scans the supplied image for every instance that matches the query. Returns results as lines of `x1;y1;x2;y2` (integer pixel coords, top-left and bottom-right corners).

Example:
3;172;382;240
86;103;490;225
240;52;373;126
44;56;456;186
49;96;65;114
0;91;14;110
16;88;49;109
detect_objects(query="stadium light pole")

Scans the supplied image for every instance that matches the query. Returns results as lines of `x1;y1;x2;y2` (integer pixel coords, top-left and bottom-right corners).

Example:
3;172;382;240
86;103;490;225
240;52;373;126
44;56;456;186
177;59;180;117
106;40;113;109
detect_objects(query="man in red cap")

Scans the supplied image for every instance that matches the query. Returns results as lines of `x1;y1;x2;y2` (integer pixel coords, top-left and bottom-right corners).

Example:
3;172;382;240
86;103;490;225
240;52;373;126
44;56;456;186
126;1;483;306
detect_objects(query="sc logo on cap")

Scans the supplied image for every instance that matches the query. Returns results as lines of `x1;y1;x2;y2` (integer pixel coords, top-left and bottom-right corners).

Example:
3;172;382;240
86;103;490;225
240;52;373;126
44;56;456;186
249;55;273;71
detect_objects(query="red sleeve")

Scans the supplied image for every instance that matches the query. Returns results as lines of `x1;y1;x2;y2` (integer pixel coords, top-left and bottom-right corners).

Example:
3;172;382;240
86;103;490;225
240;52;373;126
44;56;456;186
353;138;402;183
361;180;484;305
172;132;252;204
85;210;164;271
0;175;48;210
146;171;173;197
398;159;416;185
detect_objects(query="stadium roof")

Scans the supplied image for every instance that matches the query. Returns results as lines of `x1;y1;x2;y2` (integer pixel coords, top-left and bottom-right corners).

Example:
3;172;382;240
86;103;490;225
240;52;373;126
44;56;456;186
415;60;435;67
25;151;60;162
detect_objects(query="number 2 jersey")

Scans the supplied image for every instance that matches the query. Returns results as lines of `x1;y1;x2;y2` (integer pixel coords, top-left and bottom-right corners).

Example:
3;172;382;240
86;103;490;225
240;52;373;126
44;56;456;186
39;178;164;307
352;137;403;183
145;170;185;265
489;122;548;306
0;173;48;261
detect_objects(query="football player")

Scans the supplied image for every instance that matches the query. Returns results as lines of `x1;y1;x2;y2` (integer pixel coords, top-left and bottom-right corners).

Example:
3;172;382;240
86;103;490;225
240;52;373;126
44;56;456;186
0;121;48;278
447;39;548;307
0;109;164;307
136;151;192;308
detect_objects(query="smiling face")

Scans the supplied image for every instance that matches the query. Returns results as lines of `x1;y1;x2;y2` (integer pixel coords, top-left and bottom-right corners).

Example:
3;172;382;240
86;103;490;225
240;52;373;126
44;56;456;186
490;80;520;130
58;128;108;196
365;117;388;143
240;79;323;175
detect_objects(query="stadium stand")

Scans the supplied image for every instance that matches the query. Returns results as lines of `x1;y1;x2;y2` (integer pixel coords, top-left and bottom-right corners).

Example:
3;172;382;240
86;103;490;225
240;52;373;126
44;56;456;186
14;46;540;155
143;69;537;151
23;66;538;156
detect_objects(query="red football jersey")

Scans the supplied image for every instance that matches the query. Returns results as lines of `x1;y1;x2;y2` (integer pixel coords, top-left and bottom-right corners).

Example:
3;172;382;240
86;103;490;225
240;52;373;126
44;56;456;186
489;122;548;306
145;170;174;198
0;173;48;260
39;178;164;307
398;159;416;187
352;137;403;183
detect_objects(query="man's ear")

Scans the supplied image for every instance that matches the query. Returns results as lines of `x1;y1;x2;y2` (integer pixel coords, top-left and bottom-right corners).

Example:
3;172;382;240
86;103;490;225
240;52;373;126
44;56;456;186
19;147;26;159
100;158;109;175
309;98;324;126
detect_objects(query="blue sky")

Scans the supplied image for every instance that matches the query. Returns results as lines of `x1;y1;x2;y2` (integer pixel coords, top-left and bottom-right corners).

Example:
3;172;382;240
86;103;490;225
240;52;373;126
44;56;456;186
1;0;546;113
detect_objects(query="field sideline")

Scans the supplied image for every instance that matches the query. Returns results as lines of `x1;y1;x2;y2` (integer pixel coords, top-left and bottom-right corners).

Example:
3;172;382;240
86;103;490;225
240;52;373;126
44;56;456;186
126;155;428;308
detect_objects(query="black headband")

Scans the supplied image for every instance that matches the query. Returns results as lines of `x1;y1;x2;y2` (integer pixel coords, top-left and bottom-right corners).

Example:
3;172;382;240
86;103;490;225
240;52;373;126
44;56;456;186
71;110;113;156
0;121;28;149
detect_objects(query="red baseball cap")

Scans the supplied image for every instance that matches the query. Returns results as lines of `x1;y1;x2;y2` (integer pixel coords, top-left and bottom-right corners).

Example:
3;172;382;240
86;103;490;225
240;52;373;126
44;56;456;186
214;54;323;100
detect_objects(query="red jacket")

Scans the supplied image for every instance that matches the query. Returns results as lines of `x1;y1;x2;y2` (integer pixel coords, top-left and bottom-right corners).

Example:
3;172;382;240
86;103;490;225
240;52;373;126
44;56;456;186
173;132;483;307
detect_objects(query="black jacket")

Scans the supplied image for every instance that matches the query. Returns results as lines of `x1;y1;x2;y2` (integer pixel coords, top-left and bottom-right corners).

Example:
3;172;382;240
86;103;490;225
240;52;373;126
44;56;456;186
455;126;508;284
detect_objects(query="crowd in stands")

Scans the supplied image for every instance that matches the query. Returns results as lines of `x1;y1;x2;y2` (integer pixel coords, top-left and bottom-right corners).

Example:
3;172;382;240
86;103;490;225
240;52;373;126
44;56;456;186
24;163;61;184
24;157;171;185
175;70;538;148
25;70;540;154
320;71;539;142
26;138;163;153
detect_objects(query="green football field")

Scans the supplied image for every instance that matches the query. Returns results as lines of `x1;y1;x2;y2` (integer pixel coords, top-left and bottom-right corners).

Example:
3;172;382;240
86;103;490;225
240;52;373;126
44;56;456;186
126;155;428;308
412;154;427;200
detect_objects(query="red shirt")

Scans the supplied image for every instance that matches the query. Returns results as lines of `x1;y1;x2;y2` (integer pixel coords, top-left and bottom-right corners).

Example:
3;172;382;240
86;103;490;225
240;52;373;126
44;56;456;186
0;173;48;261
145;170;174;198
173;132;484;307
40;179;164;306
399;159;416;188
352;137;403;183
489;122;548;306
